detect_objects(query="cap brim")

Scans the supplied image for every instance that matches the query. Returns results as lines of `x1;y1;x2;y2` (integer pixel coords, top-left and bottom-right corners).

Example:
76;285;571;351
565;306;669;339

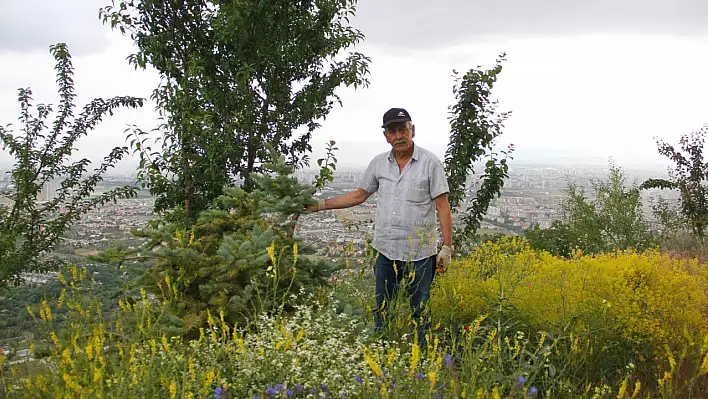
382;118;411;128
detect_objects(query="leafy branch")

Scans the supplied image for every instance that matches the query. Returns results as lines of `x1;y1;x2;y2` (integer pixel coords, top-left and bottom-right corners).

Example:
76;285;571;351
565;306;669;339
0;43;144;288
640;125;708;238
444;53;514;246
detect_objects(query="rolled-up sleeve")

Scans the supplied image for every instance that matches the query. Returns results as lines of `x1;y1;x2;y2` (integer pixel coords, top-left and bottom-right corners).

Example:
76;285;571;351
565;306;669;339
429;158;449;199
359;158;379;194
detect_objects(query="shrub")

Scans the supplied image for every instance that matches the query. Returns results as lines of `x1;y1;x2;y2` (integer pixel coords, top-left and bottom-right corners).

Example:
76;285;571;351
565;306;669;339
525;163;657;257
0;264;584;398
4;246;708;398
92;148;340;336
431;236;708;386
0;43;144;288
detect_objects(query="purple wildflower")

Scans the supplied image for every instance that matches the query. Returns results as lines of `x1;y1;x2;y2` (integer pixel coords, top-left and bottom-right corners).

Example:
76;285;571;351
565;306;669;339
355;375;362;383
276;384;284;392
417;372;424;380
444;353;453;366
267;386;277;395
516;375;526;385
215;386;223;399
286;388;294;397
530;387;539;395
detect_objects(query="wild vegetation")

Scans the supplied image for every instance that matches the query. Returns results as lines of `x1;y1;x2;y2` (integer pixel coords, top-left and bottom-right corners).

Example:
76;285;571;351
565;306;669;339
2;1;708;398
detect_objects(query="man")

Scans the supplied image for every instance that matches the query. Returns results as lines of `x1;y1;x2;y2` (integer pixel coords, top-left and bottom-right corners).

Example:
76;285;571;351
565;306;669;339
307;107;453;344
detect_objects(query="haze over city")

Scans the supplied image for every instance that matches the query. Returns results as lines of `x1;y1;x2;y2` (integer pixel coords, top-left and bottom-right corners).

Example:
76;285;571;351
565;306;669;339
2;0;708;172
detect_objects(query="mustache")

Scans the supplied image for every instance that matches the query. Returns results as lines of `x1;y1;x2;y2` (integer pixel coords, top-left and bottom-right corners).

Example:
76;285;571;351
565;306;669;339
394;139;408;144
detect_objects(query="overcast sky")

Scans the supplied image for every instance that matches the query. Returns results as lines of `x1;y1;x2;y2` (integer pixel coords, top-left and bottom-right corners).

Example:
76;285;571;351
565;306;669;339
2;0;708;173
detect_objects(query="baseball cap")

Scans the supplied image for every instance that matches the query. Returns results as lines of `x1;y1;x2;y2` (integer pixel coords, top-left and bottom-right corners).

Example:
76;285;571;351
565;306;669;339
382;108;412;128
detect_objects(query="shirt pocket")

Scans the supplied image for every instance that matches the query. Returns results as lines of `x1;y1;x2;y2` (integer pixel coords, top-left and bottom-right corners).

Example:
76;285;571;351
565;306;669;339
379;177;396;195
407;185;429;204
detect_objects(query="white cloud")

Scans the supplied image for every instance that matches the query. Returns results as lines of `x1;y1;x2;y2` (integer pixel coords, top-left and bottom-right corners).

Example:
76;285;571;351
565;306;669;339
0;33;160;173
310;34;708;168
2;3;708;174
353;0;708;51
0;0;109;55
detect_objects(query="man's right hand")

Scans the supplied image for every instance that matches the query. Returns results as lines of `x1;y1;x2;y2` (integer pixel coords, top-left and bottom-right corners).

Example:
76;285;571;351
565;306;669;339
306;190;371;213
435;245;453;274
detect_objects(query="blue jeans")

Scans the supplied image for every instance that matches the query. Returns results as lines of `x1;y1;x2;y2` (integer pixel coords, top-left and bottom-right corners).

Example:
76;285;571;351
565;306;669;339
373;249;436;345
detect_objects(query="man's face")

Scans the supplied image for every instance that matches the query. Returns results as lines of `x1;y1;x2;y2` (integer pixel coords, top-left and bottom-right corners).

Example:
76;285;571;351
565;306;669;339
384;122;415;152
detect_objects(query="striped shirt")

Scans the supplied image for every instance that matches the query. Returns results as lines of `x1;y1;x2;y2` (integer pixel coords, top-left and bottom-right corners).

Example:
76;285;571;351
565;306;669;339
359;144;450;261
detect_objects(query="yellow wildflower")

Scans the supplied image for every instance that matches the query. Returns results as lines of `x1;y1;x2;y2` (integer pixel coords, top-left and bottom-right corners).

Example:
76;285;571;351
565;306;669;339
203;369;216;393
428;370;437;393
58;270;67;285
364;350;384;378
410;341;420;374
267;241;277;267
93;365;103;383
293;242;298;266
380;381;389;398
162;334;170;354
57;289;66;309
50;331;59;347
86;341;94;361
617;378;628;399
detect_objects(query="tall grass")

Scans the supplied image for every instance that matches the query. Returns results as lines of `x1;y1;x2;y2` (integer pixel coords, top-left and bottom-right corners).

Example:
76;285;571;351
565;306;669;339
2;238;708;398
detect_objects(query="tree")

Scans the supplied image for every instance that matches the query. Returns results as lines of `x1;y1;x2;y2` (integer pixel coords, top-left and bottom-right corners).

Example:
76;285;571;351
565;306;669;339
100;0;371;220
526;162;656;256
444;54;514;246
524;220;577;258
0;43;144;288
640;125;708;239
93;146;341;334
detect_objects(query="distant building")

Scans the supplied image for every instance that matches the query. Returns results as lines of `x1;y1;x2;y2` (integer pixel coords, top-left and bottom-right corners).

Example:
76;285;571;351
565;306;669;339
39;179;59;202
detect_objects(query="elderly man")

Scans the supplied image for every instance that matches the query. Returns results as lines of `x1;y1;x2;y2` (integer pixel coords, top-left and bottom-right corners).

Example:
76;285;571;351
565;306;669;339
308;107;453;343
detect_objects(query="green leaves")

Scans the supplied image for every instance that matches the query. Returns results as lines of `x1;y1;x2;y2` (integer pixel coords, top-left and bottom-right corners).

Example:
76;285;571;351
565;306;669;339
0;43;145;288
526;163;656;257
640;126;708;238
97;142;341;333
444;54;514;245
101;0;371;220
314;140;339;191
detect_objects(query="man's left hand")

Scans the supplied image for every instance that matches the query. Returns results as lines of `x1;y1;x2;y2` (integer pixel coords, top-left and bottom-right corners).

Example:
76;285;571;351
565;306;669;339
436;245;453;274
